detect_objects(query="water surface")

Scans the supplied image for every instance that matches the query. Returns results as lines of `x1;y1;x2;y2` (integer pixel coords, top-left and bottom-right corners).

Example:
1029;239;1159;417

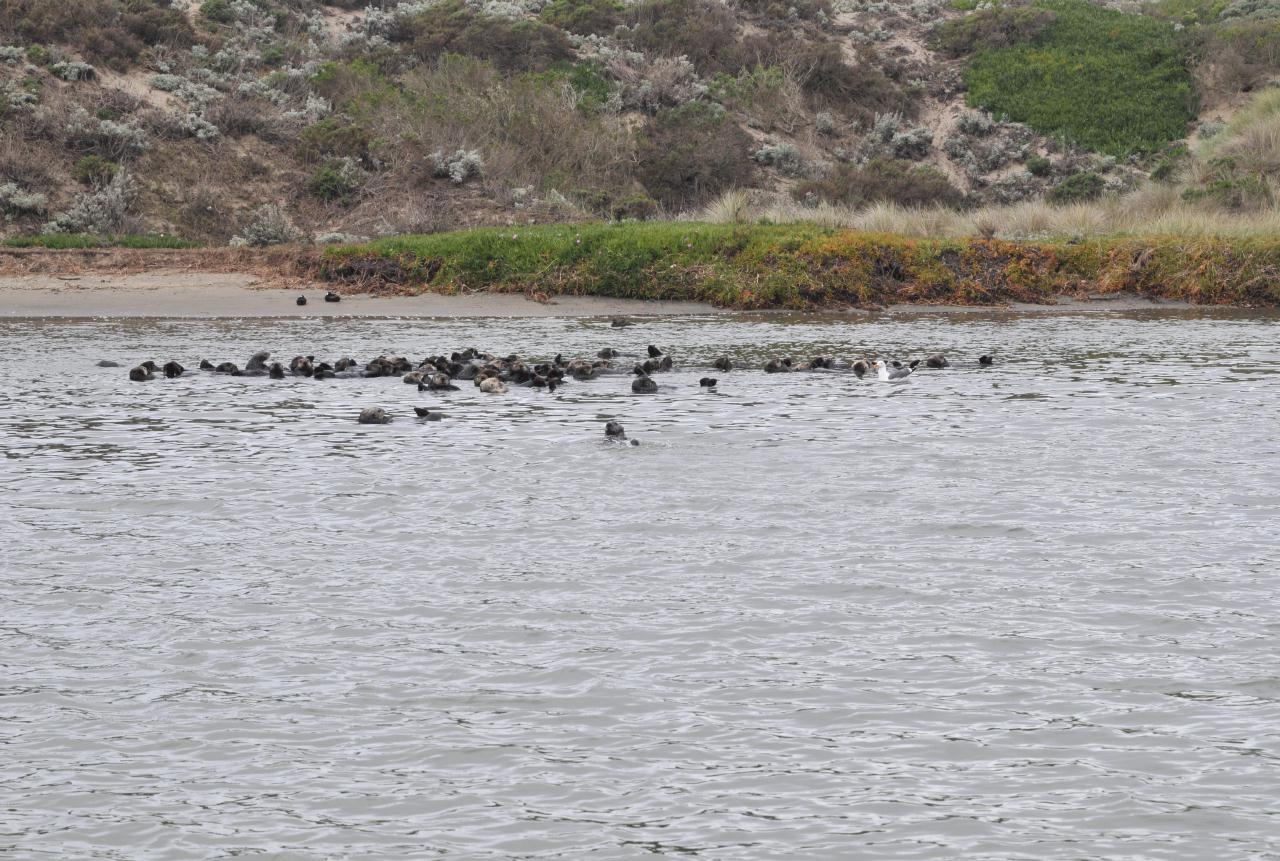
2;309;1279;859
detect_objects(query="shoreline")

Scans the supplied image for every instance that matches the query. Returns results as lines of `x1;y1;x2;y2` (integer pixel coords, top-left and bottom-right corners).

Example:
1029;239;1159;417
0;273;727;319
4;224;1280;313
0;271;1215;319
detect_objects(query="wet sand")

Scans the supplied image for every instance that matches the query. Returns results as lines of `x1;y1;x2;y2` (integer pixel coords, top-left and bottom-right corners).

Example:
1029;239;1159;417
0;271;1195;318
0;272;727;318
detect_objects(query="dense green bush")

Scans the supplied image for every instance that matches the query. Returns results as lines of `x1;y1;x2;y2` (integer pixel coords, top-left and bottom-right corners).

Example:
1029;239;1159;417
611;193;660;221
72;155;119;186
539;0;623;36
1026;156;1053;177
309;163;358;204
1046;171;1104;203
961;0;1195;155
793;157;964;208
298;117;371;162
635;103;756;208
199;0;234;23
527;61;613;113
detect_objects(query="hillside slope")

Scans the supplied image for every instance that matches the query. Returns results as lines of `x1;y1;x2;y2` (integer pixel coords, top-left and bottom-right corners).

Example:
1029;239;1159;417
0;0;1275;244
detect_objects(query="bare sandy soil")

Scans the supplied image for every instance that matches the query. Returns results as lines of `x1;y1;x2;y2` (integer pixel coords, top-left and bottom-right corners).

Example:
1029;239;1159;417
0;272;726;318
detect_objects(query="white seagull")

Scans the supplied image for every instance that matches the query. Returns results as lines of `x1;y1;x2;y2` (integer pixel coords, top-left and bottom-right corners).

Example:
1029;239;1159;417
875;358;915;382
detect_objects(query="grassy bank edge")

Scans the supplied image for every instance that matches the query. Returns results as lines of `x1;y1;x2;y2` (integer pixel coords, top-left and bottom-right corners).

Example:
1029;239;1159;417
318;222;1280;309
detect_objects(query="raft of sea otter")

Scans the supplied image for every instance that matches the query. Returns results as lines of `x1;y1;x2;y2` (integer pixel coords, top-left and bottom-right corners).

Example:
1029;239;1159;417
110;338;993;436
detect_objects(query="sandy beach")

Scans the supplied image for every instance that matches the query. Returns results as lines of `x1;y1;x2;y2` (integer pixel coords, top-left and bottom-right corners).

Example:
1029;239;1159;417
0;271;1205;318
0;272;729;318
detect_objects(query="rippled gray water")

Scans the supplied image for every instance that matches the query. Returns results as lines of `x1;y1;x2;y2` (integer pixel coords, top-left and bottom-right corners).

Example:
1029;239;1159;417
3;308;1280;860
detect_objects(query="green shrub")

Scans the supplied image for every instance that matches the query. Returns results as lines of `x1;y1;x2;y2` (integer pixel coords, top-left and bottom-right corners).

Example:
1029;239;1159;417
199;0;234;23
527;61;612;113
611;193;660;221
1150;144;1189;181
1046;171;1104;203
1146;0;1229;25
309;163;358;204
961;0;1195;155
635;103;756;209
539;0;623;36
793;157;964;208
1026;156;1053;177
261;44;285;67
72;155;119;186
298;117;370;162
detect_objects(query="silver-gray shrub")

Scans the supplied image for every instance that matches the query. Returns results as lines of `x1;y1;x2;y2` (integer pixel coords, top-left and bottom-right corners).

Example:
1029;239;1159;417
891;126;933;159
430;149;485;184
230;204;297;247
51;61;96;81
871;110;902;143
0;182;49;217
956;110;994;137
753;143;809;177
43;170;137;235
65;107;150;159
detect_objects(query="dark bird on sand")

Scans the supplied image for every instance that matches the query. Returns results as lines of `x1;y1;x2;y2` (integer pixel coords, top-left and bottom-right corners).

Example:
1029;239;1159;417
296;295;307;306
324;291;341;303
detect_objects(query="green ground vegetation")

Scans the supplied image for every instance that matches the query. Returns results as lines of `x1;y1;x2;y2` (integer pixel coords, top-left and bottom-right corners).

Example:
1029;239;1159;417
942;0;1196;155
2;234;197;249
318;221;1280;308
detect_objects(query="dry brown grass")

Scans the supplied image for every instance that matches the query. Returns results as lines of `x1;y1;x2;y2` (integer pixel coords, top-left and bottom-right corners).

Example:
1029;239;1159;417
704;184;1280;239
